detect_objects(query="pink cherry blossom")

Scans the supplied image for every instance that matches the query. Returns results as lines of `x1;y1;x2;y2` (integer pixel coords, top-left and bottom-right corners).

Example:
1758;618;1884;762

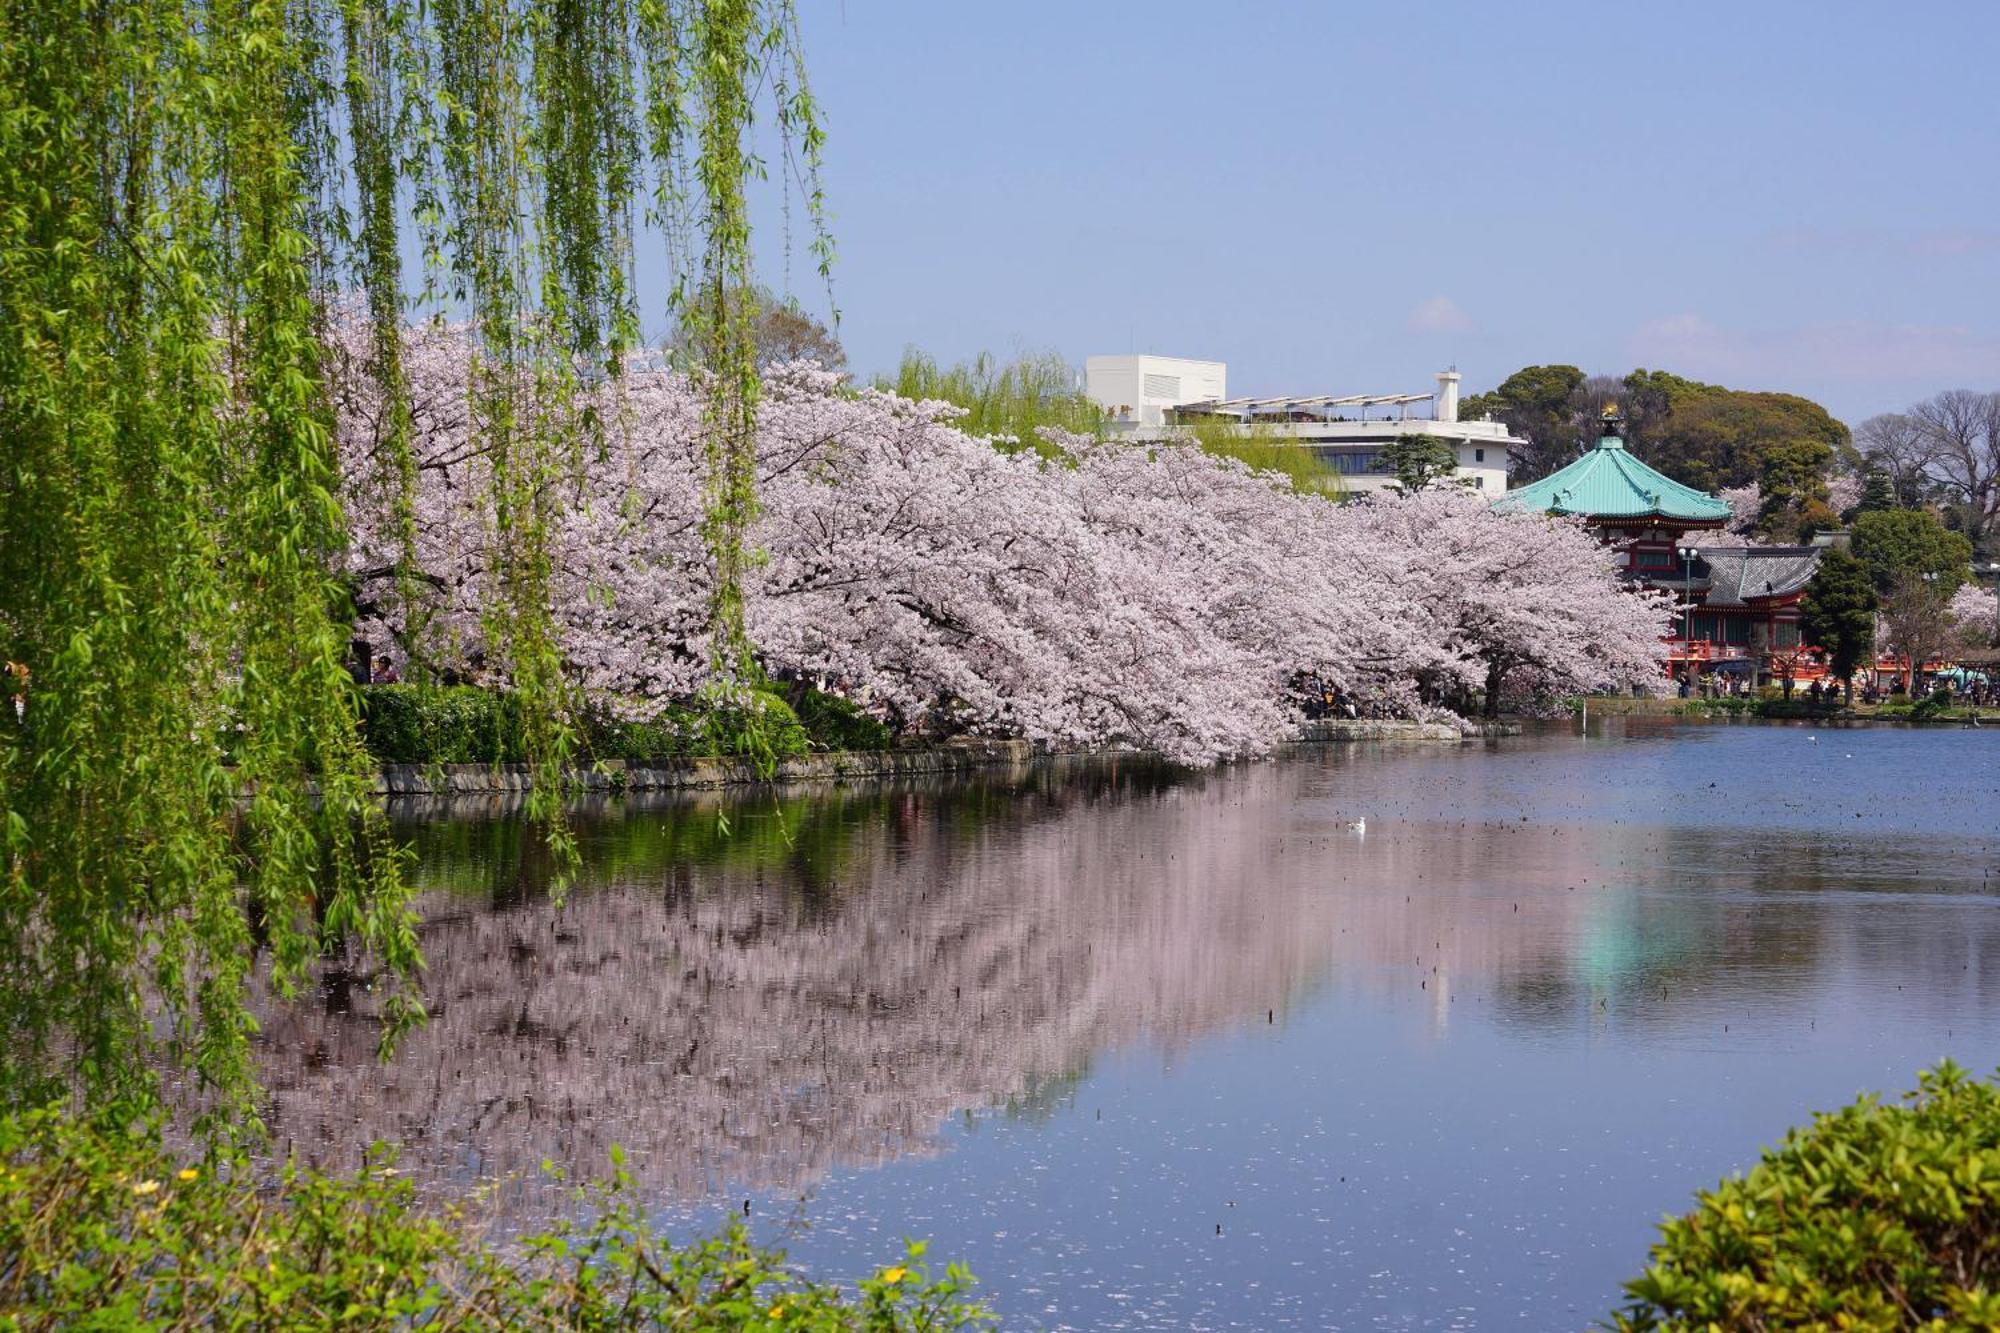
334;322;1673;763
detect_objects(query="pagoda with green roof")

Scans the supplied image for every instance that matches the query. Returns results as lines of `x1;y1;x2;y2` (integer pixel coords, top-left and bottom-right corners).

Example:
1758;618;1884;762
1496;406;1730;531
1497;406;1825;692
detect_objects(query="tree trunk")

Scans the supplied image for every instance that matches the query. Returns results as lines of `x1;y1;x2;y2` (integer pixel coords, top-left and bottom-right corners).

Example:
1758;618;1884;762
1482;662;1504;719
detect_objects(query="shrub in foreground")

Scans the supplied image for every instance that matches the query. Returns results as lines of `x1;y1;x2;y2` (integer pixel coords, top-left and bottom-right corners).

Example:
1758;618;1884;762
1614;1062;2000;1330
0;1108;990;1329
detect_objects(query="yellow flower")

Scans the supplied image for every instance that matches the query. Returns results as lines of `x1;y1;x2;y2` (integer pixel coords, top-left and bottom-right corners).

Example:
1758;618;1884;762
768;1304;787;1319
177;1168;199;1182
131;1180;160;1196
880;1267;907;1285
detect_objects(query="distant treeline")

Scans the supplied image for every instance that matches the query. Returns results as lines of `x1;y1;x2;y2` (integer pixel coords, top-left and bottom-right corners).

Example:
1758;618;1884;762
1462;366;1999;558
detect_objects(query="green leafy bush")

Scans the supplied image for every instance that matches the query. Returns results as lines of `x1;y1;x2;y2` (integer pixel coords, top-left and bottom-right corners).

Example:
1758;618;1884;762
700;690;811;762
359;686;526;764
792;689;893;752
1752;698;1841;720
1910;693;1953;721
1614;1062;2000;1330
0;1107;992;1329
583;692;811;764
577;702;707;762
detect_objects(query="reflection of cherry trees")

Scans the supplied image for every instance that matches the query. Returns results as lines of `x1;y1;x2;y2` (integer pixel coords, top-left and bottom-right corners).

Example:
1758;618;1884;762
260;763;1352;1201
255;749;1972;1215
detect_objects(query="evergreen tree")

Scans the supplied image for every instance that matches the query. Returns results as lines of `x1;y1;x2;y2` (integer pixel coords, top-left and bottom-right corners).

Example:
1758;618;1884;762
1382;434;1465;495
1755;437;1835;541
1856;463;1898;516
1851;509;1974;596
1800;549;1877;704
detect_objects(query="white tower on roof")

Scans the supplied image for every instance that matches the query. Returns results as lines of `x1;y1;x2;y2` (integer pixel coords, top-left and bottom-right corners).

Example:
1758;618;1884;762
1435;368;1461;424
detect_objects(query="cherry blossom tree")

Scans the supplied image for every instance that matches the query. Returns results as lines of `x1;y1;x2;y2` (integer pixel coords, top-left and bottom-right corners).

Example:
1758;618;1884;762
1333;491;1674;716
336;323;1671;762
1950;583;1999;651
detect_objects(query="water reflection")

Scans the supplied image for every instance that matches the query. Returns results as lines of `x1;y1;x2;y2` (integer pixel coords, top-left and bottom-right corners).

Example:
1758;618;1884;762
257;726;2000;1231
261;759;1305;1199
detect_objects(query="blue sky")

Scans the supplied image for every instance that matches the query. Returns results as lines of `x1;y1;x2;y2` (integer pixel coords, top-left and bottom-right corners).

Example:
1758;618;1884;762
741;0;2000;427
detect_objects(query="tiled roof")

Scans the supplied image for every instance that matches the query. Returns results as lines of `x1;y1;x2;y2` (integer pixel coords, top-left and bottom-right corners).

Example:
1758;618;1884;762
1495;434;1731;523
1695;546;1822;606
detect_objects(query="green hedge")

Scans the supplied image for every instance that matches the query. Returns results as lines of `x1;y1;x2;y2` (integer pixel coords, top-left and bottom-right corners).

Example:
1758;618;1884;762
358;685;526;764
1670;697;1761;716
359;686;871;766
790;688;893;752
0;1107;991;1329
575;696;806;764
1752;698;1841;719
1614;1063;2000;1330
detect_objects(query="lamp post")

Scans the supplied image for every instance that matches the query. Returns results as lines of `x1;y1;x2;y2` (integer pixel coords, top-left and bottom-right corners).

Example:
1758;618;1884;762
1917;570;1939;695
1679;544;1701;695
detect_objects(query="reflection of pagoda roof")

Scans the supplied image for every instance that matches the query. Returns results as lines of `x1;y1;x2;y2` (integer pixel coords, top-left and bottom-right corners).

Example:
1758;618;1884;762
1497;434;1731;523
1695;546;1820;606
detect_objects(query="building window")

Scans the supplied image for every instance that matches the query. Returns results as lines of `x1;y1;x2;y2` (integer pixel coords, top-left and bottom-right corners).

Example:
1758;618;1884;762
1474;448;1485;462
1633;547;1676;569
1775;620;1802;648
1308;447;1388;476
1142;372;1181;399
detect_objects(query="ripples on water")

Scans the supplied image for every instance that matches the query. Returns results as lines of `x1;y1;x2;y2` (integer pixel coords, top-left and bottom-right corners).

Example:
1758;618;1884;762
257;719;2000;1329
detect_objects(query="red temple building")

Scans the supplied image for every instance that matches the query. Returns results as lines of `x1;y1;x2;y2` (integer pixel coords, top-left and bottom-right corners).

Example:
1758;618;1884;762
1498;409;1826;688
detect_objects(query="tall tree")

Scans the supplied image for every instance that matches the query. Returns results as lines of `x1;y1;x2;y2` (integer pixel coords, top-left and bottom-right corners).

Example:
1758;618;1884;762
1855;461;1899;516
1896;390;1992;556
1878;572;1959;693
1799;549;1876;703
1755;437;1836;542
1851;509;1974;596
1854;413;1938;509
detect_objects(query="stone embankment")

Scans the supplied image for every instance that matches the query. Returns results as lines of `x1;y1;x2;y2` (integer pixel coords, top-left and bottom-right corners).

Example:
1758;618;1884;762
1295;718;1459;742
373;722;1515;797
373;739;1037;796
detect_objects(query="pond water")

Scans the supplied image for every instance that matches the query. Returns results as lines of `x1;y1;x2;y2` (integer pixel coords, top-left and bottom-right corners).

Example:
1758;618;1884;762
261;720;2000;1330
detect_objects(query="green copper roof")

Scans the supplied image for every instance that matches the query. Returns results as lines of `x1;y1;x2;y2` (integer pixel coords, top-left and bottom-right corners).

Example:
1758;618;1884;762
1494;433;1731;523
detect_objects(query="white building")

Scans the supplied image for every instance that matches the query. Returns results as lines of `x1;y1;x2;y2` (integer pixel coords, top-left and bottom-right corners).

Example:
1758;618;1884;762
1084;357;1517;495
1084;354;1228;428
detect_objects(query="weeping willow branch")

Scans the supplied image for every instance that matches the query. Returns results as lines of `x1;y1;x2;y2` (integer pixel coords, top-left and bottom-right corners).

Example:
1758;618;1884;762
0;0;828;1133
